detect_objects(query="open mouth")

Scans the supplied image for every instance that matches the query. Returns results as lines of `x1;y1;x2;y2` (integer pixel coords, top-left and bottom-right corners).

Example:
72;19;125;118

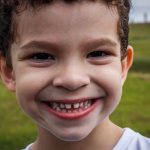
41;98;102;120
42;99;95;113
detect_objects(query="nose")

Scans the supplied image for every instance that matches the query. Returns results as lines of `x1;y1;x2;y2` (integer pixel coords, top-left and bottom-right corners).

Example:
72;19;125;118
52;64;90;91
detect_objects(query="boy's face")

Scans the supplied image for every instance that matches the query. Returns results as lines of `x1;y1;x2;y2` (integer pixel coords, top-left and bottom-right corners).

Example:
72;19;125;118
0;1;133;141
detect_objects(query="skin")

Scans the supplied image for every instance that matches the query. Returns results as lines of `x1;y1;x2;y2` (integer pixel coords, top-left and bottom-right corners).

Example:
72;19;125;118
0;1;133;150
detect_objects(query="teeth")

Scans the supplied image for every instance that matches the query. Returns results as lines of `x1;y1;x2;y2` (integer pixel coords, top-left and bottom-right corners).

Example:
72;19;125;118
87;101;91;107
65;104;72;109
49;99;93;112
52;102;58;109
80;102;84;108
56;107;61;112
84;100;89;106
73;103;80;109
85;105;88;109
60;103;65;109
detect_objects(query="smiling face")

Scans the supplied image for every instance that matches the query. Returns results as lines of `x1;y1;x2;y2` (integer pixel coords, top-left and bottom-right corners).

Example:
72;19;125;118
0;1;132;142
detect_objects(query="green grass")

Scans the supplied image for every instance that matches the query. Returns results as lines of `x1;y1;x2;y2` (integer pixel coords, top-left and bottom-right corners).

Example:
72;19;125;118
111;23;150;136
129;24;150;57
131;57;150;73
110;72;150;137
0;23;150;150
0;83;37;150
129;23;150;73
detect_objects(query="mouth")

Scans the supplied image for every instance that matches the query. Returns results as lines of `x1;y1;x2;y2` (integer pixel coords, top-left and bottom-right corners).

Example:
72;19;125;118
41;97;103;120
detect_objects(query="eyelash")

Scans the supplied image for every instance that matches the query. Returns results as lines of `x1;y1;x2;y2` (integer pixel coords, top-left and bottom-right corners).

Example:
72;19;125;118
87;50;109;58
24;49;110;63
27;52;55;62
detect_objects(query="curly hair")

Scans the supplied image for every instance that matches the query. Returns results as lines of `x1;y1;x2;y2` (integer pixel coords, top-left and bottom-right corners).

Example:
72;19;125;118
0;0;131;66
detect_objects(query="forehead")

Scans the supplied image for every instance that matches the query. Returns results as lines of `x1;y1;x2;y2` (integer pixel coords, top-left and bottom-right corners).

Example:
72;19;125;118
14;1;119;47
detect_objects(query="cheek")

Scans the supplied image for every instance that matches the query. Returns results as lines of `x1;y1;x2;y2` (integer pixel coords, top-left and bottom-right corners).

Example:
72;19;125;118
103;71;123;114
14;69;50;112
15;67;50;94
92;64;123;112
94;64;122;93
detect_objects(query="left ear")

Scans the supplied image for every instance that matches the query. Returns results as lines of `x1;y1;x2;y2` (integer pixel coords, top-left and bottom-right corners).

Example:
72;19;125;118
0;56;16;92
121;45;133;85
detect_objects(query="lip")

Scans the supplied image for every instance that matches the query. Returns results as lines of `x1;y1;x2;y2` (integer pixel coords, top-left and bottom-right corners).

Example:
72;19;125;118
41;97;103;120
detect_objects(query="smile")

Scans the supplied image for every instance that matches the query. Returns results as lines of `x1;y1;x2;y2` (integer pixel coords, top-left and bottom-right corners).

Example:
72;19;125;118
41;97;103;120
44;99;92;112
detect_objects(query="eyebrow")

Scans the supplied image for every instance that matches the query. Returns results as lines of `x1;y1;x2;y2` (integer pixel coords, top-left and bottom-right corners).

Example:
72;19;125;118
20;38;118;51
82;38;118;49
20;40;59;51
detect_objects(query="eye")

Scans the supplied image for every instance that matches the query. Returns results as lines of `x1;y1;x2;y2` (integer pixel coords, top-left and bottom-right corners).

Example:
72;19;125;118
87;51;108;58
28;52;55;62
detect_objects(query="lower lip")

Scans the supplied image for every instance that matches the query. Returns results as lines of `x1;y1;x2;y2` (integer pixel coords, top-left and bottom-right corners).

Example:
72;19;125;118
41;99;100;120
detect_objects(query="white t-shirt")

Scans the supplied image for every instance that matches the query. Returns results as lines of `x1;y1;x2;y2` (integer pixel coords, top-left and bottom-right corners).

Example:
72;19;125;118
23;128;150;150
113;128;150;150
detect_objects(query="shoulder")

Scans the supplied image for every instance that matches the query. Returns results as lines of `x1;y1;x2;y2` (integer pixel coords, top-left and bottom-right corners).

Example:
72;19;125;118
22;143;32;150
113;128;150;150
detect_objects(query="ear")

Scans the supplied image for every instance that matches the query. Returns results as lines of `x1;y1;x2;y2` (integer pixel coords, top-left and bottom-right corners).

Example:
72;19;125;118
121;45;133;85
0;56;16;92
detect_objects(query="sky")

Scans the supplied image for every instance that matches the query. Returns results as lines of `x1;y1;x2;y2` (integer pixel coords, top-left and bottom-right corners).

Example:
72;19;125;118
132;0;150;7
130;0;150;23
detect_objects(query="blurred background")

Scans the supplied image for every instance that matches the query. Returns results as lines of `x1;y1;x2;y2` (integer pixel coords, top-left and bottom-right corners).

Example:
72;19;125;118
0;0;150;149
130;0;150;23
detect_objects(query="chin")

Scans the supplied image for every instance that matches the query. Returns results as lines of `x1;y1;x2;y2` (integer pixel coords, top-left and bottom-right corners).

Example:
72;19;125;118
49;128;91;142
56;133;87;142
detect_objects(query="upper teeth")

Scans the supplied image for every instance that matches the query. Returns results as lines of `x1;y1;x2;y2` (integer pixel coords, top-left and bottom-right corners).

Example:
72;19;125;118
60;103;65;109
49;100;92;111
74;103;80;108
65;104;72;109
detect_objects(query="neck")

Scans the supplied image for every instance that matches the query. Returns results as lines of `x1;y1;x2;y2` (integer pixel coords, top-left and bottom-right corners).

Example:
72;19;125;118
32;118;123;150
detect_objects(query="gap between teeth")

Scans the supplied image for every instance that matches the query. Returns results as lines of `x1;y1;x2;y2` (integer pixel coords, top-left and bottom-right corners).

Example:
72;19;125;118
50;100;92;112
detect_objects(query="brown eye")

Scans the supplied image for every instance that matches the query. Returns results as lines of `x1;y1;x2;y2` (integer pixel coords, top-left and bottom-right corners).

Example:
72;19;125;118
87;51;107;58
29;52;55;61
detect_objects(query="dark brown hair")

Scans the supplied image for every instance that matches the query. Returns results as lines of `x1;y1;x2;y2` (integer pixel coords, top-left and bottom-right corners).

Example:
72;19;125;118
0;0;131;66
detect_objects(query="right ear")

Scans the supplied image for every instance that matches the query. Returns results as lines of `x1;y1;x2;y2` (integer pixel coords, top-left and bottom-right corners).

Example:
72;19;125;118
0;55;16;92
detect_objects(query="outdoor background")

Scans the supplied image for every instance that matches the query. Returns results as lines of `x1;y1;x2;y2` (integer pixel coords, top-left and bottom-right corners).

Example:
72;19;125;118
0;1;150;150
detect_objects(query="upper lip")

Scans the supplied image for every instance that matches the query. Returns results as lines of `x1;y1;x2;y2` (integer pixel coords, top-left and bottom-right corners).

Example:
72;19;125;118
40;96;105;104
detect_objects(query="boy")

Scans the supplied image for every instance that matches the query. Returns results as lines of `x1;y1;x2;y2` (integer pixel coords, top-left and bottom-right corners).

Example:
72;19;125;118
0;0;150;150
